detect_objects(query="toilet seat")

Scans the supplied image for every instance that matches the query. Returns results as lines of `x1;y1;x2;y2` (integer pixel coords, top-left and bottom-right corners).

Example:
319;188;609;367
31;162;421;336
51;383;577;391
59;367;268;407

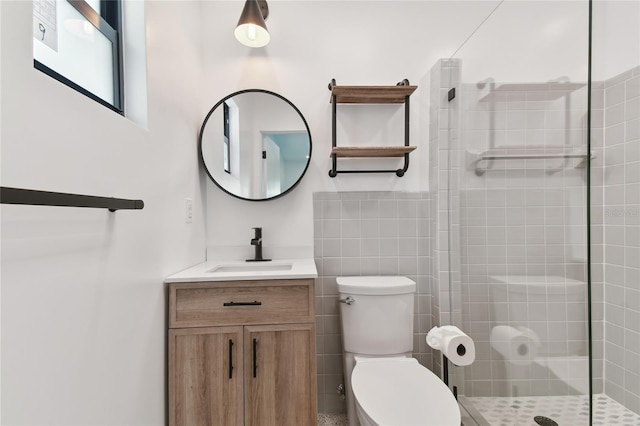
351;358;460;426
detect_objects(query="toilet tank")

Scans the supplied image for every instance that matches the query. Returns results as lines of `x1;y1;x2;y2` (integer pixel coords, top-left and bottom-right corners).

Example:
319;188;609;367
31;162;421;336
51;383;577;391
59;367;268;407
337;276;416;355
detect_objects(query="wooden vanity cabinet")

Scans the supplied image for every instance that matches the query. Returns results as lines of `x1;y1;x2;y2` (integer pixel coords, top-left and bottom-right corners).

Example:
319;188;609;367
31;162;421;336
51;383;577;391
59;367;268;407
168;279;317;426
169;326;244;426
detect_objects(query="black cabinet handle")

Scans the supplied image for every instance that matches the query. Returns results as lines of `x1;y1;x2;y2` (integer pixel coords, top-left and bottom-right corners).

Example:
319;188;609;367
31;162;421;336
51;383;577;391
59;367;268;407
223;301;262;307
228;339;234;379
252;338;258;378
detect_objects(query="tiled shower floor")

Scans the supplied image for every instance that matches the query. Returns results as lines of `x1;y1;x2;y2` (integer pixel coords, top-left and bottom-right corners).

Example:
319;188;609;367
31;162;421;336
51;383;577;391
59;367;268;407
467;393;640;426
319;394;640;425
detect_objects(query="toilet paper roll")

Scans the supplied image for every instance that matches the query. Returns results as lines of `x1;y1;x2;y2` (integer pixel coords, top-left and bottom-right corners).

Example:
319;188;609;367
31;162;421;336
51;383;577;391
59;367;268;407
490;325;540;366
426;325;476;366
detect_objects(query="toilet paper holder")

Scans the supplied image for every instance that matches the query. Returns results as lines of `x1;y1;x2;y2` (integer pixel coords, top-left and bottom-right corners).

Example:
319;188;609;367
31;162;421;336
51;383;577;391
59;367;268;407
442;355;458;400
441;344;468;397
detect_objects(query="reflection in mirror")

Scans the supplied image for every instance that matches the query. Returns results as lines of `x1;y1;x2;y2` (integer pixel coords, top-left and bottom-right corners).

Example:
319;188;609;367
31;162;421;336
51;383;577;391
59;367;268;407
199;90;312;201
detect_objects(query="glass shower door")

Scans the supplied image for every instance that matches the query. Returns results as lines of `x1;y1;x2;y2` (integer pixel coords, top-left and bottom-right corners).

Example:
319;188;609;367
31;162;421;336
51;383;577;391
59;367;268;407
444;2;592;424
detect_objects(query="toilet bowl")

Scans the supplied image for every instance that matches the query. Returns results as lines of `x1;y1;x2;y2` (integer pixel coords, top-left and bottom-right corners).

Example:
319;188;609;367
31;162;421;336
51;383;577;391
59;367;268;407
337;276;461;426
351;357;460;426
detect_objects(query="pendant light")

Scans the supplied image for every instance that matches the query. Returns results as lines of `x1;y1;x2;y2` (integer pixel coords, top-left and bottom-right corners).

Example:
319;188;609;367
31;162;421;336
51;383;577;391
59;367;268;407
234;0;270;48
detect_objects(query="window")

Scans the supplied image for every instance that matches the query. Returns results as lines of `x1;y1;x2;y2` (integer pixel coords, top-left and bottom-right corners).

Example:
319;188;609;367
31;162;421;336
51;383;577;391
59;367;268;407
33;0;123;113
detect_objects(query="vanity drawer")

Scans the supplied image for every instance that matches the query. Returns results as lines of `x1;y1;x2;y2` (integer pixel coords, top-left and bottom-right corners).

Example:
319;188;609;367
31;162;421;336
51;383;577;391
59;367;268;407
169;279;314;328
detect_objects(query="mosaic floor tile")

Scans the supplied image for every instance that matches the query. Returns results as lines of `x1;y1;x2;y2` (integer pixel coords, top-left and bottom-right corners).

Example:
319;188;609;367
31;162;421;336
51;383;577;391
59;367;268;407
321;394;640;425
467;393;640;426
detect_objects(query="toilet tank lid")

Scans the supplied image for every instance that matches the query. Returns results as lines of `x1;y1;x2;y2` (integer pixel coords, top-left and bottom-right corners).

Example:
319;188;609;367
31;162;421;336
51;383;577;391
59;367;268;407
336;276;416;295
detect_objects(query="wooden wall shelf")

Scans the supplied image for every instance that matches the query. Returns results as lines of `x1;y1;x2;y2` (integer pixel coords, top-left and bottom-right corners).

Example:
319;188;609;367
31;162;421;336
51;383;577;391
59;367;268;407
328;79;417;177
329;85;417;104
331;146;417;158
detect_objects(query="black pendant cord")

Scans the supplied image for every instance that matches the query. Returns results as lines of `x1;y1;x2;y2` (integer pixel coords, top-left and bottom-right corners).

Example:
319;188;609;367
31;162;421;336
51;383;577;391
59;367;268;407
0;187;144;212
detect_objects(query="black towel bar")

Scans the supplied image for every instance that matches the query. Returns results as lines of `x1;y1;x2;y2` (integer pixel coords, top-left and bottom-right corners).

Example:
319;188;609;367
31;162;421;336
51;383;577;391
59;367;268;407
0;187;144;212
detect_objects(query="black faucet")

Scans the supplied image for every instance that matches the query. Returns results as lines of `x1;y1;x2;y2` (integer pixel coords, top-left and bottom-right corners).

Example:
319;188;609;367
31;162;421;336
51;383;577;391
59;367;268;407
247;227;271;262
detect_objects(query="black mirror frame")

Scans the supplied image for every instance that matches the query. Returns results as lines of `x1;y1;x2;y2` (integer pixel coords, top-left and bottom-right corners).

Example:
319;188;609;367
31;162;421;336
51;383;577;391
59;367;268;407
198;89;312;202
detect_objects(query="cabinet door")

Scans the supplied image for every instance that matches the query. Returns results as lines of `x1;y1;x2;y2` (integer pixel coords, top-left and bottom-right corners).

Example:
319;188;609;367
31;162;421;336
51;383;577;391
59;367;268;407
169;326;244;426
244;324;317;426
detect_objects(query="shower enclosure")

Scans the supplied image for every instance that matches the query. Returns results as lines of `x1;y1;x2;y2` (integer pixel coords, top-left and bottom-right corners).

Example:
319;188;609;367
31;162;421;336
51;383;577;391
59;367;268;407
438;1;640;425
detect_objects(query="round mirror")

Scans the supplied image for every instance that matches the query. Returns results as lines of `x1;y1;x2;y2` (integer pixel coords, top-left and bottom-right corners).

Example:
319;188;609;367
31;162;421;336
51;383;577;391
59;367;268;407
199;89;312;201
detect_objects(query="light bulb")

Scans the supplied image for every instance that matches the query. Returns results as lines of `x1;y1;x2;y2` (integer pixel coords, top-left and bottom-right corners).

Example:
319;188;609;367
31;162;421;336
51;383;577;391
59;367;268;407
247;24;256;41
234;23;270;48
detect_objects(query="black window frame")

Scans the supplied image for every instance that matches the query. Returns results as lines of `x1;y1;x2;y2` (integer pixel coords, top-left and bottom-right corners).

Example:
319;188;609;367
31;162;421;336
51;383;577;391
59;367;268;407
34;0;124;114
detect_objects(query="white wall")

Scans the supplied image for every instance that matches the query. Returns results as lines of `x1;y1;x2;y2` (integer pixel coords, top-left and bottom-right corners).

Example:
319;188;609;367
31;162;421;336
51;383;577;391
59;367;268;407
592;0;640;81
1;1;206;424
449;0;640;85
200;0;502;257
449;0;591;85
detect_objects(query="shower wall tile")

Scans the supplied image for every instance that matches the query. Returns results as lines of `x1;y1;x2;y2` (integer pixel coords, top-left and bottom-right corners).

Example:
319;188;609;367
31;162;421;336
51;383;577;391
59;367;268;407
313;191;432;414
601;65;640;414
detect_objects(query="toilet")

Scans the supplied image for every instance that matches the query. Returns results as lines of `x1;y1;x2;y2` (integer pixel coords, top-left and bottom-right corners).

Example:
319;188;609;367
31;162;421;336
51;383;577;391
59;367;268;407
337;276;460;426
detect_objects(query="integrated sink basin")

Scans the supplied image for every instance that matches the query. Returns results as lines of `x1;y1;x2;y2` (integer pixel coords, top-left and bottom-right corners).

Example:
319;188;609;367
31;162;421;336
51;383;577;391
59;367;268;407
165;257;317;283
208;263;293;273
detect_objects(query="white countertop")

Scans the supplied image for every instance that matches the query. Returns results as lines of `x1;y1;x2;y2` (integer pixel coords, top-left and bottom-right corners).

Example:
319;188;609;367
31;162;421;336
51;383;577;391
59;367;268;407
164;258;318;283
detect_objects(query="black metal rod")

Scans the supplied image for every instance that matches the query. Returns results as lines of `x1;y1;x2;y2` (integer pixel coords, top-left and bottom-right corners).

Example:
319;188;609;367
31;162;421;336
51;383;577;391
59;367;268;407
223;301;262;307
252;338;258;378
586;2;594;425
329;90;338;178
443;354;449;386
0;187;143;211
228;339;234;379
397;154;409;177
395;93;411;177
405;95;410;147
332;94;337;149
331;169;406;175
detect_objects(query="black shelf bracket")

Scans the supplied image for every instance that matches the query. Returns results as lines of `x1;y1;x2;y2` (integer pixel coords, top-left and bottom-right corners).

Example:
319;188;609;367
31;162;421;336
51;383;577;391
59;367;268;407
0;187;144;212
328;78;412;178
329;78;338;177
448;87;456;102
